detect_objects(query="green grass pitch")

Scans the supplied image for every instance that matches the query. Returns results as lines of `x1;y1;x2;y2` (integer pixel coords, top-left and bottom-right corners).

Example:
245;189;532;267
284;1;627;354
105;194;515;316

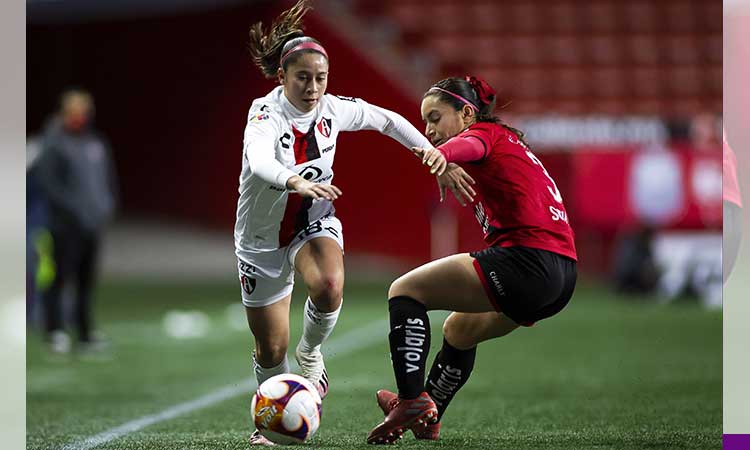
27;277;721;449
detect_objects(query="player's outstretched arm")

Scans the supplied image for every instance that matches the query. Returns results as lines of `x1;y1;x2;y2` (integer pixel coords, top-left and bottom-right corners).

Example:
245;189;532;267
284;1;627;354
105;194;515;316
286;175;342;201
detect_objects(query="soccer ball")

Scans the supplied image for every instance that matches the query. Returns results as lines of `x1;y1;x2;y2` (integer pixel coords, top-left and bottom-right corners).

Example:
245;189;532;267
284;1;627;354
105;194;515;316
251;373;322;444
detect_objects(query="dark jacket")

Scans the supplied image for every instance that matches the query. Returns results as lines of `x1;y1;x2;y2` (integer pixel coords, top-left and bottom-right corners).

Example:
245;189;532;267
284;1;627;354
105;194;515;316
36;118;118;233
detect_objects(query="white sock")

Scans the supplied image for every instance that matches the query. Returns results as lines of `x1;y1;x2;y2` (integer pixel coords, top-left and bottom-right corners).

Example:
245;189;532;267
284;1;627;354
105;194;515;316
298;297;342;353
252;351;289;385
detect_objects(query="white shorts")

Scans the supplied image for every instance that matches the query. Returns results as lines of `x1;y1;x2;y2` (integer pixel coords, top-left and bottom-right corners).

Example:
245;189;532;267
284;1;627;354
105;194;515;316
237;215;344;308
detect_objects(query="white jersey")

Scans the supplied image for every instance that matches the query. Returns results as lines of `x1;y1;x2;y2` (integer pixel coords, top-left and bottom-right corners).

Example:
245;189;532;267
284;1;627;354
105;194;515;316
234;86;431;262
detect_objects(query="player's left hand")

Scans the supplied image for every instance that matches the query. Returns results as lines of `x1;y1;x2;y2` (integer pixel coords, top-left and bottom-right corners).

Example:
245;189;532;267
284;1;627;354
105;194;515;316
411;147;447;176
437;163;476;206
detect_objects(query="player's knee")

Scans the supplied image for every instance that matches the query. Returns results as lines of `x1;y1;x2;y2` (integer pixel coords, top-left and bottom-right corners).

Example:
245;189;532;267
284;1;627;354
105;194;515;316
308;274;343;312
256;341;288;366
442;314;461;340
388;276;419;300
443;315;478;350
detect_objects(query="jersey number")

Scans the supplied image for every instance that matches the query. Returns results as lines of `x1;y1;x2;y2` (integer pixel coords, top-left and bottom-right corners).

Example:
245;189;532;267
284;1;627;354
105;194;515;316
297;220;339;241
525;151;563;203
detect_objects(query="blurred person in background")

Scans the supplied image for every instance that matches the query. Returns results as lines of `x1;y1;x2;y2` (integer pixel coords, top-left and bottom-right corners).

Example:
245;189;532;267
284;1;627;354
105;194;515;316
724;130;742;283
688;113;721;154
26;137;55;321
367;76;577;444
237;1;472;445
611;225;660;295
35;88;118;354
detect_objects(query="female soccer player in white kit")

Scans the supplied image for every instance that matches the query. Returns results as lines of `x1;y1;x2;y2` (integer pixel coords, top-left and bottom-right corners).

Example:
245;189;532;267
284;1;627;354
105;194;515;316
237;1;457;444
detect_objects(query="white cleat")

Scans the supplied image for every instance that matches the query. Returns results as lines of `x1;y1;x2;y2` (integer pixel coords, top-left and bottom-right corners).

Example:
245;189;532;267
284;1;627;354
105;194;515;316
249;430;276;446
295;343;329;399
48;330;72;354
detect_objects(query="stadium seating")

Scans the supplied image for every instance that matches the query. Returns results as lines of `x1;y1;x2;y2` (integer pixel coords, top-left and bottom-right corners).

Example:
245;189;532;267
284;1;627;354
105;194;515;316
355;0;721;115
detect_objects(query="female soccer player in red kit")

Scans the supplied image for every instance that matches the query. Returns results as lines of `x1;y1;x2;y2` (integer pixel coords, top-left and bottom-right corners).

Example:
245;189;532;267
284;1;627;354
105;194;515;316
367;76;578;444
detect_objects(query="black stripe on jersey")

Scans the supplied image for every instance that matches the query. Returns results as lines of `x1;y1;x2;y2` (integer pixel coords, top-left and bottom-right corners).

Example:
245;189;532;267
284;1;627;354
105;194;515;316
278;196;314;247
294;197;314;237
303;122;321;161
292;123;322;164
465;135;489;161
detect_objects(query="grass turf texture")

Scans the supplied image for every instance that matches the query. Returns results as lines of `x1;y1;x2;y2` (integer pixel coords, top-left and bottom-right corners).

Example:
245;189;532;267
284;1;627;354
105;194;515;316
27;278;721;450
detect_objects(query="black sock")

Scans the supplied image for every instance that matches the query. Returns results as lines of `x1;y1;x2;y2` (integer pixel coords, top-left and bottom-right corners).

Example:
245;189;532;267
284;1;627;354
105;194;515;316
388;296;430;400
424;338;476;420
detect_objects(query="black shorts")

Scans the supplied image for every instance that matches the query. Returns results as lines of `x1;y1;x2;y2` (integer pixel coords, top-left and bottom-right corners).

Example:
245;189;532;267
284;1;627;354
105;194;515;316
470;246;577;326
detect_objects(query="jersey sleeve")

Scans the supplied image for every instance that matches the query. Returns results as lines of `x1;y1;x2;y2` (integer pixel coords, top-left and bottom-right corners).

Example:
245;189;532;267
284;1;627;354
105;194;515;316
243;107;297;188
328;94;432;149
437;135;487;163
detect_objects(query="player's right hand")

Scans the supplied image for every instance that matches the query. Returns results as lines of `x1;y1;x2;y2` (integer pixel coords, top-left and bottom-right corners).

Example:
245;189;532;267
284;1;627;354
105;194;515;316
286;176;342;201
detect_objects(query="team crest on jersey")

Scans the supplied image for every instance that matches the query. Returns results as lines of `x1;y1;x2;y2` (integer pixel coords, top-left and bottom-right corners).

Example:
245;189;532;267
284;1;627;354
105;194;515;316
240;275;257;295
317;117;332;138
250;113;270;123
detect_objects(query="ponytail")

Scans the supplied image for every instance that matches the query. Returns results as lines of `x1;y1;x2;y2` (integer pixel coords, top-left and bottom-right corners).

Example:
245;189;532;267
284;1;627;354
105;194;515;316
248;0;322;79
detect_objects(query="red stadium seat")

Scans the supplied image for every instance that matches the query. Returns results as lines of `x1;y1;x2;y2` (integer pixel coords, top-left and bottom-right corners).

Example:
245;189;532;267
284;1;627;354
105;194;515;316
546;36;583;66
586;2;618;33
666;66;703;97
663;2;697;33
622;2;659;33
626;35;660;65
587;36;621;65
631;68;663;98
664;35;700;65
543;2;579;34
705;66;722;96
591;68;626;99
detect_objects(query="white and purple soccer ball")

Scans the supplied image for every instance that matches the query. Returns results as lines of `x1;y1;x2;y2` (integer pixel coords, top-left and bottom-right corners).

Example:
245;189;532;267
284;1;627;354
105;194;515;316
251;373;322;444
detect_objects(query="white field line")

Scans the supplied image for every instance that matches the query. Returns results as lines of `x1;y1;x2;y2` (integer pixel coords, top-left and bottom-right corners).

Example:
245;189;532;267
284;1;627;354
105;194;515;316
58;317;392;450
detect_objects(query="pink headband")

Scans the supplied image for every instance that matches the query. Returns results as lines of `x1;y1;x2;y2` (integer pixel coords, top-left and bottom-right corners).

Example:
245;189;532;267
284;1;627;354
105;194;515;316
428;87;478;111
280;42;329;66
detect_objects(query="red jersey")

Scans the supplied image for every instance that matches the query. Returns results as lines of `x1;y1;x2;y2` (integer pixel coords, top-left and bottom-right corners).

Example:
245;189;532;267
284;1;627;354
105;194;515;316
723;132;742;207
438;122;577;260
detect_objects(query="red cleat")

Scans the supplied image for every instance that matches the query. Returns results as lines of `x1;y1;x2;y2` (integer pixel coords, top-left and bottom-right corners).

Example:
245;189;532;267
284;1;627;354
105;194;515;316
376;389;441;440
367;391;438;444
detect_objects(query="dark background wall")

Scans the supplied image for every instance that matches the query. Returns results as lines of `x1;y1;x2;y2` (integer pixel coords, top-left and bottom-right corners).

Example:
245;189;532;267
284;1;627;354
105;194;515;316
27;2;438;264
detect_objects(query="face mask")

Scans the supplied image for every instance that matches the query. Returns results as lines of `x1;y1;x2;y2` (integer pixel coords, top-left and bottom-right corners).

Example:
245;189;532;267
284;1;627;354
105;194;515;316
65;115;88;132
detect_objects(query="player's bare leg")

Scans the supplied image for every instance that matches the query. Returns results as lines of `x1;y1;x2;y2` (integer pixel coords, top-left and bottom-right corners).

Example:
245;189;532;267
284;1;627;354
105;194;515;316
245;296;292;446
442;310;519;349
294;237;344;399
368;254;503;444
390;253;497;313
